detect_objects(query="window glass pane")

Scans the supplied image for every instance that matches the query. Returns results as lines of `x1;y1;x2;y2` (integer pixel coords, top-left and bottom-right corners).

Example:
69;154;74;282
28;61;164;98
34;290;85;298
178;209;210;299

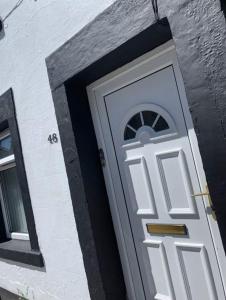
1;167;28;233
124;126;136;140
142;111;158;127
0;135;13;159
128;113;142;130
154;116;169;132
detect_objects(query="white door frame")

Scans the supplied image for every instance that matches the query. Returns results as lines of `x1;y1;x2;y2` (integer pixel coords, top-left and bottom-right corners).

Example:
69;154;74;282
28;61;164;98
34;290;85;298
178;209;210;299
87;40;226;299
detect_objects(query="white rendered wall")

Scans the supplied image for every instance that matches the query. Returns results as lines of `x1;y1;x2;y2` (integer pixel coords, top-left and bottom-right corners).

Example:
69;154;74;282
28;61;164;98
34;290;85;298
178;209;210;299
0;0;115;299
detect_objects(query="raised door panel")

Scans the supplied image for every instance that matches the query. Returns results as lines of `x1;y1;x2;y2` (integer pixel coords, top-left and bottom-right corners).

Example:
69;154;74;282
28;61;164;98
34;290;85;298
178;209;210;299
157;149;197;217
125;156;157;216
143;240;175;300
175;243;218;300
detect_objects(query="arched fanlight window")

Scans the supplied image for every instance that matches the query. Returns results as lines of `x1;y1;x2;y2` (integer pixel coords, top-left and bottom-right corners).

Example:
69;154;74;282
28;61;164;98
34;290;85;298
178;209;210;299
124;110;170;141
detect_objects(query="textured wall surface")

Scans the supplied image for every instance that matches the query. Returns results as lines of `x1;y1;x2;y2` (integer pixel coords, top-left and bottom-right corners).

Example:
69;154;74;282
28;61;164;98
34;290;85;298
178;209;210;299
0;0;115;299
163;0;226;247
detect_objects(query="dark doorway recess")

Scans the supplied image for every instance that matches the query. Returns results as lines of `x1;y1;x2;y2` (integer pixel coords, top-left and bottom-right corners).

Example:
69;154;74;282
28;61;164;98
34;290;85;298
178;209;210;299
221;0;226;15
65;80;127;300
48;16;172;299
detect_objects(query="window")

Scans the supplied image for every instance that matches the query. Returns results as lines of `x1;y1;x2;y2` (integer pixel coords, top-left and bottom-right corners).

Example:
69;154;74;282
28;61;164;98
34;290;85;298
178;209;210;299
0;130;29;241
0;89;43;267
124;110;170;141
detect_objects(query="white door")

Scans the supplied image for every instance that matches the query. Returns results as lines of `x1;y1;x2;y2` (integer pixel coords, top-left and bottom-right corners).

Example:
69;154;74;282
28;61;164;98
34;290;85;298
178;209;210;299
87;43;226;300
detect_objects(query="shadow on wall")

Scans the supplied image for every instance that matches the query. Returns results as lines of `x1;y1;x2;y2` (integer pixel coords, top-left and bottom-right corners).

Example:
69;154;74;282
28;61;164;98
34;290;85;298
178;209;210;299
0;287;22;300
0;18;5;40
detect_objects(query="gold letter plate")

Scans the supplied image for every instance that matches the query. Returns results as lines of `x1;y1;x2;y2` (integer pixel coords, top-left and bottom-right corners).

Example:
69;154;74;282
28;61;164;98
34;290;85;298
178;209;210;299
146;224;187;235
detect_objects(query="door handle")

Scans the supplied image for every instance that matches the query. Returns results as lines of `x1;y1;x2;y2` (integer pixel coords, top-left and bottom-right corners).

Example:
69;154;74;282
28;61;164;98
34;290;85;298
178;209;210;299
191;185;217;220
191;192;209;197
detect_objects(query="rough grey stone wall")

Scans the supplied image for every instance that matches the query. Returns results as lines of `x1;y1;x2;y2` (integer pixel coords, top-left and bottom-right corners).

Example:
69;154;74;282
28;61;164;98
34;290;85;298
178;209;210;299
47;0;156;89
163;0;226;243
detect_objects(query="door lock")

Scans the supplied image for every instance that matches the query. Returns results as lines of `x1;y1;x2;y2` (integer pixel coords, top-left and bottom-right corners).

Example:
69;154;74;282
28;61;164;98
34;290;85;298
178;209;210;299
99;148;106;167
192;185;217;220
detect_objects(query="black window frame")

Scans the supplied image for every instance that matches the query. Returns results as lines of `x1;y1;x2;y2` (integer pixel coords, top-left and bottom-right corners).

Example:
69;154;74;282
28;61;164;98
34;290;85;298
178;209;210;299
0;89;43;268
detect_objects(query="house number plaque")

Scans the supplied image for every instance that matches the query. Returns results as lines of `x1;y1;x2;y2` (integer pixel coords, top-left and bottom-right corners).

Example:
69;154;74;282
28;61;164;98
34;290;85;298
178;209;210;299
48;133;58;144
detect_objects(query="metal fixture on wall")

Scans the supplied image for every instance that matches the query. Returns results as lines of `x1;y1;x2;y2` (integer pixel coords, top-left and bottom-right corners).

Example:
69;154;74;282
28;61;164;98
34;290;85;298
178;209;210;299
0;0;25;39
151;0;160;22
0;18;4;39
2;0;24;23
0;19;3;32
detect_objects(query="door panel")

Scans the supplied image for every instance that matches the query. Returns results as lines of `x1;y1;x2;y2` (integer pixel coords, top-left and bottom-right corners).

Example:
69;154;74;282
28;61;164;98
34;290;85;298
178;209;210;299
97;65;225;299
125;157;157;216
88;49;226;299
175;243;217;300
157;149;196;216
145;240;175;300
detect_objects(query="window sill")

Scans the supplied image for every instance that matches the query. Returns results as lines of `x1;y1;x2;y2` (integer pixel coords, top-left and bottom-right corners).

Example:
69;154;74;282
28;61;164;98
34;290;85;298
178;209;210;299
0;240;44;267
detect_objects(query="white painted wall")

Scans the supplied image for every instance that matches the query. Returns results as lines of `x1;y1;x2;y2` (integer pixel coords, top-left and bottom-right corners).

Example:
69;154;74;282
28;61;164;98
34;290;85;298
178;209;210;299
0;0;115;299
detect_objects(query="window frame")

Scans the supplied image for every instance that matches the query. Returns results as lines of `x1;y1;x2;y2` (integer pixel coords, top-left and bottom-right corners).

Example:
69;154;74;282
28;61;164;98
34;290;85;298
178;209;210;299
124;110;171;141
0;129;29;241
0;89;43;267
